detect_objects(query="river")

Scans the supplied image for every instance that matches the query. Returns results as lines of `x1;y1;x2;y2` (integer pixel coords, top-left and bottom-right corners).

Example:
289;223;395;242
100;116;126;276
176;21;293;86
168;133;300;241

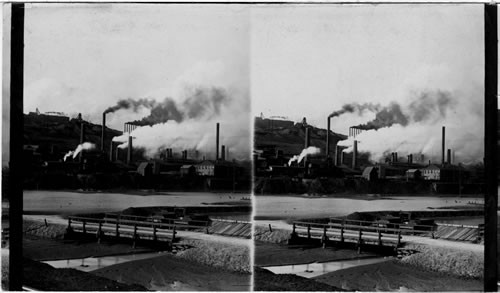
23;190;249;214
254;195;485;220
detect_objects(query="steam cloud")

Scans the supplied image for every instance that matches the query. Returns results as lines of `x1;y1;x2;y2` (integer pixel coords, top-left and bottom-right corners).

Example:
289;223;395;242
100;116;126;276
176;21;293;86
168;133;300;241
288;146;321;166
63;142;96;161
109;85;250;160
333;90;482;164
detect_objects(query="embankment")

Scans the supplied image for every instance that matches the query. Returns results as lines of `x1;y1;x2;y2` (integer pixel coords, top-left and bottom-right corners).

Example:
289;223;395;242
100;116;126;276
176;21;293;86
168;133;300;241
401;243;483;279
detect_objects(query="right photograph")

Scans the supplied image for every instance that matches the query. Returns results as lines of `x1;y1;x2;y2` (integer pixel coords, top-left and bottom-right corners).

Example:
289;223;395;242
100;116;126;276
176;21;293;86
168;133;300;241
251;4;486;291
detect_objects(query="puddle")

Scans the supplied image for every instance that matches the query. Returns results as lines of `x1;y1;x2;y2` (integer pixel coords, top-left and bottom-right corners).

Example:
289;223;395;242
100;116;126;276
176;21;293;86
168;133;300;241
43;251;167;272
262;257;391;278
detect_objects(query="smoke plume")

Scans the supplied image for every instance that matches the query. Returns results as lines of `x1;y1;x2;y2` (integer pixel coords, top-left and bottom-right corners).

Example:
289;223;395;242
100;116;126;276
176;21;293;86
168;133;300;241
328;103;381;118
333;90;483;163
109;86;250;160
288;146;321;166
63;151;74;162
63;142;96;161
104;87;229;126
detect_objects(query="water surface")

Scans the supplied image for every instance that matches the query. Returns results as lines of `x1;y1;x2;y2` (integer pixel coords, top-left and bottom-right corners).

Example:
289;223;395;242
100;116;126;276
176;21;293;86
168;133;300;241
43;251;167;272
263;257;391;278
255;195;484;219
24;190;248;214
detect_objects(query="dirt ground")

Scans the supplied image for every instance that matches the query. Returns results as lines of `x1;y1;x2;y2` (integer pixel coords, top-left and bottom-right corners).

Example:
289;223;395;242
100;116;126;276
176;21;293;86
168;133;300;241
23;235;250;291
23;235;154;261
93;253;251;291
313;259;483;291
254;241;377;267
254;241;483;291
23;258;147;291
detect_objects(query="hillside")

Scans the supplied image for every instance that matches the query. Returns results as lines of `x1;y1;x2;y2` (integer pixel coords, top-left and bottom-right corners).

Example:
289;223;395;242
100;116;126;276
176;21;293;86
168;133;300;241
254;117;347;156
24;113;122;161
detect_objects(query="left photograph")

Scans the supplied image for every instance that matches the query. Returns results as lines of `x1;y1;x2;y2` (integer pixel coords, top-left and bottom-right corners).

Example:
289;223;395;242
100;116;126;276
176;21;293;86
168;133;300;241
13;3;252;291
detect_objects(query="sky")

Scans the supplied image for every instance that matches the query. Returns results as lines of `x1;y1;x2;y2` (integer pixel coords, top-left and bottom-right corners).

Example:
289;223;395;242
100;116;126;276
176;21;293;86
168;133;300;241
0;3;494;165
251;4;485;163
251;4;483;127
7;3;251;161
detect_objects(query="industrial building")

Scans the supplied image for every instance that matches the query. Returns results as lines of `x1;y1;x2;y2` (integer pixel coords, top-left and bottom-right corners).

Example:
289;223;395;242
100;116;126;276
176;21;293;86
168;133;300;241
254;115;484;195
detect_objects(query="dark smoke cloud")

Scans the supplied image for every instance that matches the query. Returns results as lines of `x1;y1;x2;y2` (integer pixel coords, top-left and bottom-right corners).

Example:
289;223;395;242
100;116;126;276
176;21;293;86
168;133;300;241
328;103;380;118
356;103;408;130
104;86;230;126
331;90;456;130
408;90;456;122
104;98;156;114
130;98;183;126
183;87;228;119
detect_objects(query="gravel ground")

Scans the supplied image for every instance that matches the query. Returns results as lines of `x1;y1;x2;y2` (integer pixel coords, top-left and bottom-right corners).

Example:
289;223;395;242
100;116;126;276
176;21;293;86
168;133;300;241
23;258;147;291
313;259;482;291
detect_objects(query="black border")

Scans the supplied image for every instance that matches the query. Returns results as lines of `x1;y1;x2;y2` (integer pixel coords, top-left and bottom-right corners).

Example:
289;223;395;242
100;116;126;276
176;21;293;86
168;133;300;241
9;2;24;291
484;4;497;292
6;2;498;291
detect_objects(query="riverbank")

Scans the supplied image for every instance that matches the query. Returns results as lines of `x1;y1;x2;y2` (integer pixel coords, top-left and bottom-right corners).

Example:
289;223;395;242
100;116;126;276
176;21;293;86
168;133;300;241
313;259;482;291
23;216;251;291
253;223;484;291
23;258;148;291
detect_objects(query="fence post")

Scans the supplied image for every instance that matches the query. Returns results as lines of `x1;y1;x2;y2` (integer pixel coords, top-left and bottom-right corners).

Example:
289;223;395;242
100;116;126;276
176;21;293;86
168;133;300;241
132;224;137;248
269;224;273;233
67;218;72;229
378;229;382;246
82;221;86;235
396;230;402;248
292;223;296;234
172;226;177;242
340;222;345;243
322;226;328;249
357;229;362;254
307;225;311;239
115;222;120;238
97;222;102;244
153;226;157;242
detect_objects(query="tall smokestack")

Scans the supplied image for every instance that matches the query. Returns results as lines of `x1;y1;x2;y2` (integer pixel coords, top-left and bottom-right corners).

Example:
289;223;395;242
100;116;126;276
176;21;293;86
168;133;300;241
335;145;340;166
442;126;445;165
221;145;226;161
304;127;310;148
127;135;132;165
326;117;331;158
352;140;358;169
304;127;310;166
409;154;413;164
79;122;85;162
395;152;398;163
115;145;119;161
447;149;451;164
101;113;106;151
109;141;114;162
216;122;220;160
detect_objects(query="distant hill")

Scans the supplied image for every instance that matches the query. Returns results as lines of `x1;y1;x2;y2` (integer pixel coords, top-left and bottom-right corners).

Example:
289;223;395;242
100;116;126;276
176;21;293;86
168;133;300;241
24;113;122;161
254;117;347;156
